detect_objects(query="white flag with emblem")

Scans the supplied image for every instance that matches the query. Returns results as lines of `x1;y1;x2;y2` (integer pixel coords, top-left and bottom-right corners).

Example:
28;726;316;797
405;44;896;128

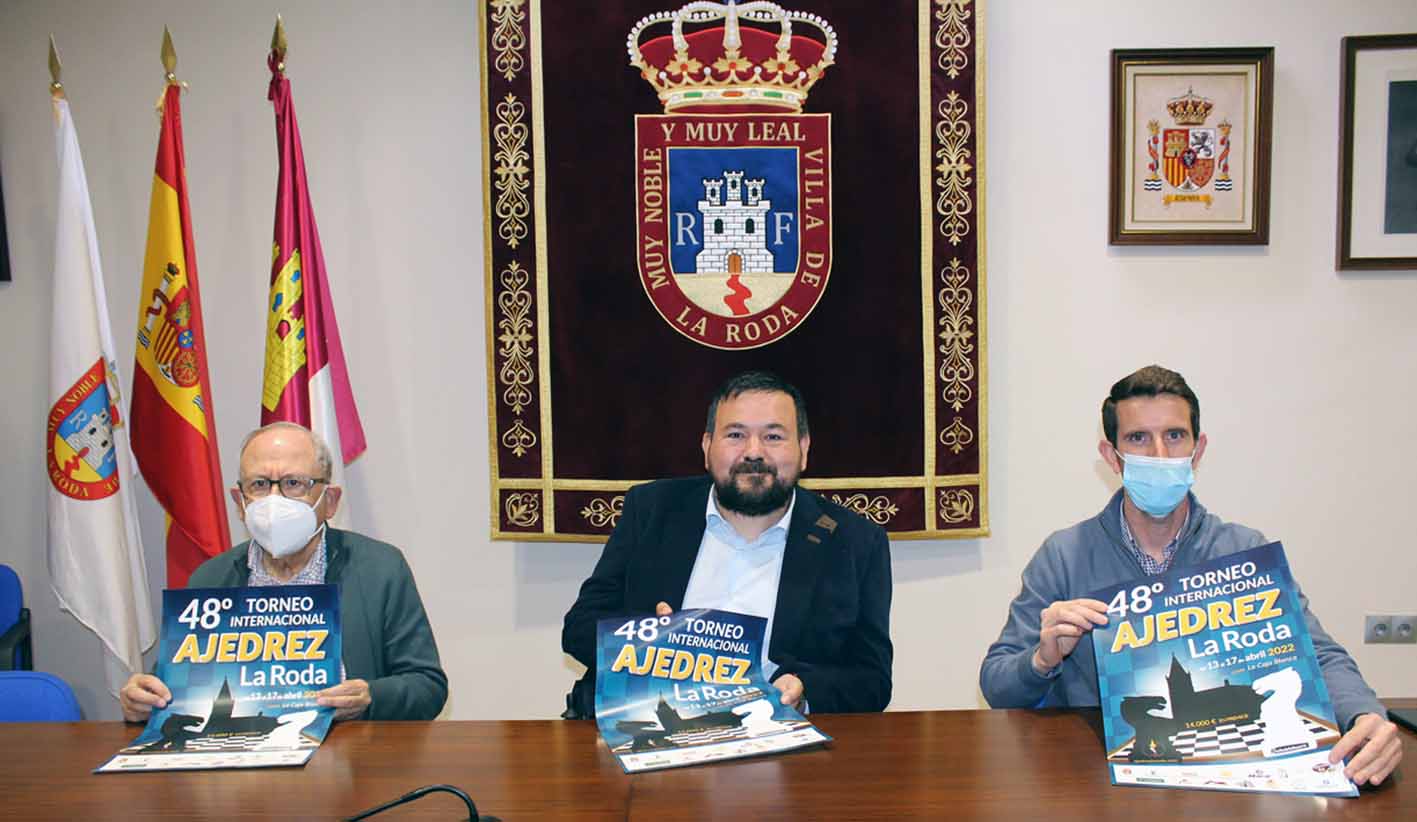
46;94;156;699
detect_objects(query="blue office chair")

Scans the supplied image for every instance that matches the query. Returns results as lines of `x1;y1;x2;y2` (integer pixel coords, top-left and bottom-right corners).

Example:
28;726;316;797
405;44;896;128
0;564;32;670
0;671;82;721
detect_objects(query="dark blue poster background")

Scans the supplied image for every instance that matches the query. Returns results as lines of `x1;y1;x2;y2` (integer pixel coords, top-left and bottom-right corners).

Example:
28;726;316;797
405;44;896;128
595;607;828;772
1090;542;1355;795
98;584;341;772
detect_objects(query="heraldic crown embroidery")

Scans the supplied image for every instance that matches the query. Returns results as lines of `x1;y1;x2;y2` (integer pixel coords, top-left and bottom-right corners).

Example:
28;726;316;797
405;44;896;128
1166;87;1214;126
627;1;838;113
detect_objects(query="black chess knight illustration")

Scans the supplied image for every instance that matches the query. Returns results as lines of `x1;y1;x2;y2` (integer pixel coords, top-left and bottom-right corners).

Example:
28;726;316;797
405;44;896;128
136;678;288;752
140;713;207;752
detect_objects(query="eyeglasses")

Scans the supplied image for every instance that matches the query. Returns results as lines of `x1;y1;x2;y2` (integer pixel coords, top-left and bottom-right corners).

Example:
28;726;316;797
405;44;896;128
239;475;328;498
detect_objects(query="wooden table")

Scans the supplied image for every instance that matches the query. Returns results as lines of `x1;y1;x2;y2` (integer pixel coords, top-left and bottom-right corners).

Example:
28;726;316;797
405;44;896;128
5;707;1412;820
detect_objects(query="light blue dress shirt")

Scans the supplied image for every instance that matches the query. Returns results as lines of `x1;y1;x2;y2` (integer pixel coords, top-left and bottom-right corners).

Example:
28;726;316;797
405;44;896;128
681;489;795;681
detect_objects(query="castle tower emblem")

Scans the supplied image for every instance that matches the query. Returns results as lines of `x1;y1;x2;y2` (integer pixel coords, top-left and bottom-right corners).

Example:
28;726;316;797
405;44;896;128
631;1;836;350
694;170;775;275
46;358;122;501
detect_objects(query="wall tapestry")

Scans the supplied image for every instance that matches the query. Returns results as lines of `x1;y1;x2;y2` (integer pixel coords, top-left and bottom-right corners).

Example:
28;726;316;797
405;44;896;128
480;0;986;540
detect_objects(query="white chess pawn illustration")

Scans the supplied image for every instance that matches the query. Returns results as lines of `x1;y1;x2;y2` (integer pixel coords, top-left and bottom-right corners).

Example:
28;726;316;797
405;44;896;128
732;699;790;737
1253;668;1314;757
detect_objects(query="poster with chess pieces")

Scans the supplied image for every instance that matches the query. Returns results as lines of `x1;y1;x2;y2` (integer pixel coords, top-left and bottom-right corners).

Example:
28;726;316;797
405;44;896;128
594;608;830;773
1090;542;1357;796
96;584;341;773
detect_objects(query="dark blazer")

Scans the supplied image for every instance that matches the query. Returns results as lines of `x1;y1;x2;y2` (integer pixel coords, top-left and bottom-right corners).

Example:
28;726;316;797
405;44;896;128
189;528;448;721
562;476;893;716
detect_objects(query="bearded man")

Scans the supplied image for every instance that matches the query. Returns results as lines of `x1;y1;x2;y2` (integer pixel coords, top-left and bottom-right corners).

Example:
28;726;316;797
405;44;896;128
561;371;893;718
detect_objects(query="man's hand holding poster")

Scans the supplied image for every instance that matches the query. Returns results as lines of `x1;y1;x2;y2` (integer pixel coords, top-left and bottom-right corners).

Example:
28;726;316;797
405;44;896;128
595;608;829;773
97;584;341;773
1090;542;1357;796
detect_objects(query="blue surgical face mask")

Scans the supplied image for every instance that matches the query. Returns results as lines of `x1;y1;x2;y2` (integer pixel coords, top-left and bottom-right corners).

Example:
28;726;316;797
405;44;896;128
1116;450;1195;518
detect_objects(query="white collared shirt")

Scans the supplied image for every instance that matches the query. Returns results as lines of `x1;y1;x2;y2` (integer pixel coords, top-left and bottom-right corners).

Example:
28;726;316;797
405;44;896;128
681;488;795;680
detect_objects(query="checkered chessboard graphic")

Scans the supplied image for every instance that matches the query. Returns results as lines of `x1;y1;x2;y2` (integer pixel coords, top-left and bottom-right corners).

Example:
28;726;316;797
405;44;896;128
613;725;747;752
180;733;319;753
613;719;815;752
124;731;319;755
1108;713;1338;762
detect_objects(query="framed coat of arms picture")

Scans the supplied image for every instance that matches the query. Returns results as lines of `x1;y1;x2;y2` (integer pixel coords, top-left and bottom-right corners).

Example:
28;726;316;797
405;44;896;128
1109;47;1274;245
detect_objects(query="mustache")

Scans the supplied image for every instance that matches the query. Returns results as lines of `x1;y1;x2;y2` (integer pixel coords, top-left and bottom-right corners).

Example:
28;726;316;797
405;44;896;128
731;459;777;476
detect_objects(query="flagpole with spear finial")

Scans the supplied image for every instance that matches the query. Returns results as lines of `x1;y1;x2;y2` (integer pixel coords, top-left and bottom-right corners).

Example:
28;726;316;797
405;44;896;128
156;25;187;111
49;34;65;101
271;14;288;74
162;25;178;84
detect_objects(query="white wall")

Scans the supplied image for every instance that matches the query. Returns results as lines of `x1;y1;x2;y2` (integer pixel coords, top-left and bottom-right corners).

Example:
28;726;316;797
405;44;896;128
1;0;1413;721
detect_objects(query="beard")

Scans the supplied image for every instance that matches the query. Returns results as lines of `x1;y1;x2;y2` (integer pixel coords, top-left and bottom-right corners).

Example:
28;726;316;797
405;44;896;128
714;459;797;517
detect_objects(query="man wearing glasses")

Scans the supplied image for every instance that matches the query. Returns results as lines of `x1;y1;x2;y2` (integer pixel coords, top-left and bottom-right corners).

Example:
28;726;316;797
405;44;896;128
119;422;447;722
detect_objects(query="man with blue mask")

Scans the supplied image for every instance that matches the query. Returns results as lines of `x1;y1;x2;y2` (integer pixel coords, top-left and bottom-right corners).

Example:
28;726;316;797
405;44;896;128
980;365;1401;787
119;422;447;722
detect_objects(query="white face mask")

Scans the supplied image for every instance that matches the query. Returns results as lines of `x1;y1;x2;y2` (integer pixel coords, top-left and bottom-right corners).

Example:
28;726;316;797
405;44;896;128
243;488;326;558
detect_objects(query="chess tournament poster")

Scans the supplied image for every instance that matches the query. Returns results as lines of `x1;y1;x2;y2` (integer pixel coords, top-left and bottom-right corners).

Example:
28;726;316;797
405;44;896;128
594;608;830;773
1090;542;1357;796
96;584;341;773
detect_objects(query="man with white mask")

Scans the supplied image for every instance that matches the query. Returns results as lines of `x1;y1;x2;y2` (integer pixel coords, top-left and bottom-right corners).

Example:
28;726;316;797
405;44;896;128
979;365;1401;787
119;422;446;722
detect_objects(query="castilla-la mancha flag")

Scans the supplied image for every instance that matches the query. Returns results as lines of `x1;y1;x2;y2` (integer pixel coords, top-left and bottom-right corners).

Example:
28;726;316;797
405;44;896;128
130;83;231;586
260;52;366;476
46;92;156;693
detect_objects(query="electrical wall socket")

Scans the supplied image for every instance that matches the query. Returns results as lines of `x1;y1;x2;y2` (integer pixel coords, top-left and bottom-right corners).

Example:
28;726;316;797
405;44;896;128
1364;614;1417;644
1364;615;1392;644
1392;614;1417;644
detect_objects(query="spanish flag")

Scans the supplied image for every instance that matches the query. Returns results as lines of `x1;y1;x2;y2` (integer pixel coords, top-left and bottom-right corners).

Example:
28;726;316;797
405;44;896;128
130;83;231;586
261;46;366;475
